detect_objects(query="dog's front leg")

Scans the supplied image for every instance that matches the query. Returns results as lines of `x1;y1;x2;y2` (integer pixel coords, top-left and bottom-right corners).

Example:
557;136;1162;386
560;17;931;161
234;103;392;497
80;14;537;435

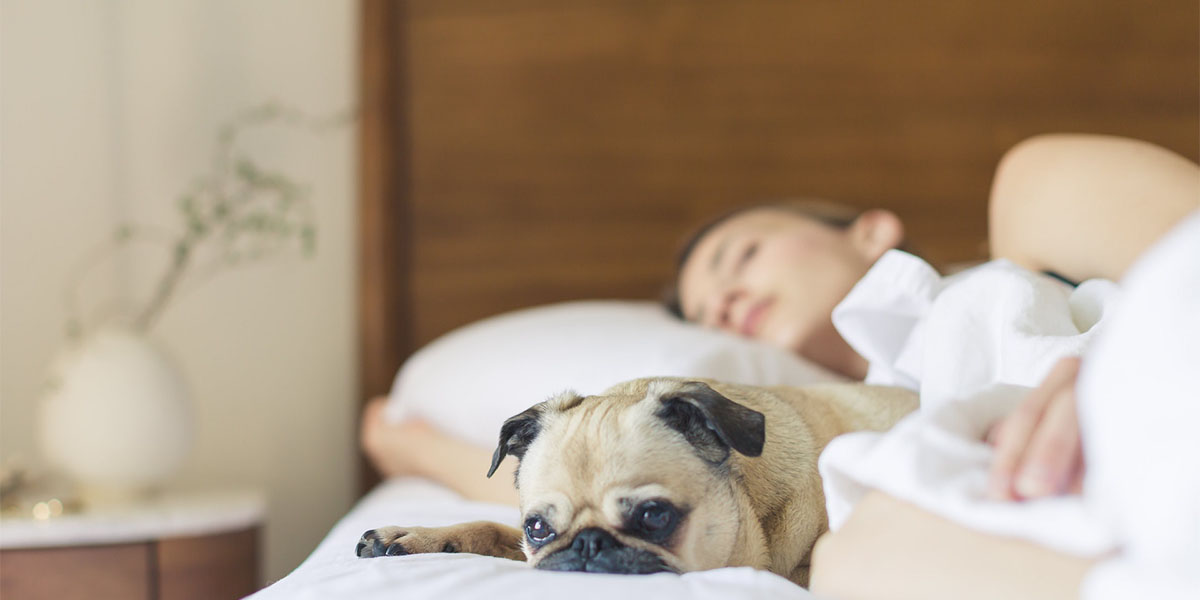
356;521;525;561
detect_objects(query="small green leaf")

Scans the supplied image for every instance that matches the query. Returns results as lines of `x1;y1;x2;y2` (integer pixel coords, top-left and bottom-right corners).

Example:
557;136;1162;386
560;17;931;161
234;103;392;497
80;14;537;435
187;215;208;236
243;213;267;231
256;103;280;119
114;224;134;241
66;318;82;340
235;159;259;183
301;226;317;256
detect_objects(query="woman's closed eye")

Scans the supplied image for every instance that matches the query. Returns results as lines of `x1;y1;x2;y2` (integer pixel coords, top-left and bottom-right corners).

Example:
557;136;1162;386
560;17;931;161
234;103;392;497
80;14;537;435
736;242;759;271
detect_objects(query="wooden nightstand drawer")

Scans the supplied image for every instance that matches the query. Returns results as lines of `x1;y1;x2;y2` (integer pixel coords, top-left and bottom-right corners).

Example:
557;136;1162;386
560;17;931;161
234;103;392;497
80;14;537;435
0;527;259;600
1;491;265;600
1;541;154;599
158;527;259;600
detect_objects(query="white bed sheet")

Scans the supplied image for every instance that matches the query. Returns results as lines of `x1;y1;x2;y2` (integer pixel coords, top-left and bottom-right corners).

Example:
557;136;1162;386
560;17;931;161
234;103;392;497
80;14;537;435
251;477;817;599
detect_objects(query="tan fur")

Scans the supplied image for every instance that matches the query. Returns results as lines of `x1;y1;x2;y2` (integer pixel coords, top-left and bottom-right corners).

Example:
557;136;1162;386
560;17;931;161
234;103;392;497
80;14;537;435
358;522;525;560
358;378;917;587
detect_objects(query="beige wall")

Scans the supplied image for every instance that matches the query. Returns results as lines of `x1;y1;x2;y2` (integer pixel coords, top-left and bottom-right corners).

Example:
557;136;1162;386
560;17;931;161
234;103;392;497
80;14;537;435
1;0;358;584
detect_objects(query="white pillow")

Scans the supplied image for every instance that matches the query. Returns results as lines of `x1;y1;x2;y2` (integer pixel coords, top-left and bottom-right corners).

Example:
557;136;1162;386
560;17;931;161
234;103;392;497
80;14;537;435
386;300;844;448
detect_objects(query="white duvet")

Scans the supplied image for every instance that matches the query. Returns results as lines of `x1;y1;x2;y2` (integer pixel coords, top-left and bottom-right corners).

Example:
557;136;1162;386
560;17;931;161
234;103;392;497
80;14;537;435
251;478;818;599
822;214;1200;598
823;250;1121;552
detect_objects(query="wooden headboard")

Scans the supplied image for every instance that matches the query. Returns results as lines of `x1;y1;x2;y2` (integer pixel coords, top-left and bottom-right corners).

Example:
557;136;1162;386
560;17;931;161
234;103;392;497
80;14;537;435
357;0;1198;487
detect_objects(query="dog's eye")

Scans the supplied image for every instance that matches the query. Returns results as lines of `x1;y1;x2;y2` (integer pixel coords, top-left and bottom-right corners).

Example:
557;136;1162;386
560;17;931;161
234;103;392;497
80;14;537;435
524;516;556;545
636;501;675;532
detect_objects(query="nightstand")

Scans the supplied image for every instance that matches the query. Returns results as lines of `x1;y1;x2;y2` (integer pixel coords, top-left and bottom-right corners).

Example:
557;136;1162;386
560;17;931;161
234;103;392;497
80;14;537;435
0;490;264;600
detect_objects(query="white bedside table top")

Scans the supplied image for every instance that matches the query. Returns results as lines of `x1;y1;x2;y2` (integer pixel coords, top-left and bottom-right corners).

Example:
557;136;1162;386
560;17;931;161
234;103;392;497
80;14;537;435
0;489;266;549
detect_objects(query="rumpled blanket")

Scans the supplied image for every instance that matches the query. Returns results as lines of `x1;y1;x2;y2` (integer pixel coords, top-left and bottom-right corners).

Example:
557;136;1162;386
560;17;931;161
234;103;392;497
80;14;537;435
821;211;1200;598
822;249;1120;555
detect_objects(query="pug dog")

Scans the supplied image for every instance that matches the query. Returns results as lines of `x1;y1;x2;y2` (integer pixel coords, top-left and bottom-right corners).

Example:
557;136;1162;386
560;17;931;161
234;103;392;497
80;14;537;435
356;378;917;586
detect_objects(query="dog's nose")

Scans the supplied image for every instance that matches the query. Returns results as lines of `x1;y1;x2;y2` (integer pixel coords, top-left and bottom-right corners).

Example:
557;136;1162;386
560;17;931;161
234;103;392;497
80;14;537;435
571;528;620;558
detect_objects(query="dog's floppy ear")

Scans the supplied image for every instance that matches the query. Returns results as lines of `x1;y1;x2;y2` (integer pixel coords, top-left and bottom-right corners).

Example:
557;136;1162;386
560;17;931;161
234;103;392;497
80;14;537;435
487;404;543;478
656;382;765;464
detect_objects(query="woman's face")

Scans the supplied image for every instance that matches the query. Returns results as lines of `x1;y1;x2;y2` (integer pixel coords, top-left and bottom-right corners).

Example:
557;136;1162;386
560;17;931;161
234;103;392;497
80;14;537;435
677;208;899;357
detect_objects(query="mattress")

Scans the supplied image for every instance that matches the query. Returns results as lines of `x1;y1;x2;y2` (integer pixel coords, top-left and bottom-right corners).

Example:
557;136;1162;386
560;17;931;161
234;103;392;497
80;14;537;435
251;477;817;599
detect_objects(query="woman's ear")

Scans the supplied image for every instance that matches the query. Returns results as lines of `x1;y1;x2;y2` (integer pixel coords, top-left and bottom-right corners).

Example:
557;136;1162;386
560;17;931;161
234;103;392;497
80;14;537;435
849;209;904;261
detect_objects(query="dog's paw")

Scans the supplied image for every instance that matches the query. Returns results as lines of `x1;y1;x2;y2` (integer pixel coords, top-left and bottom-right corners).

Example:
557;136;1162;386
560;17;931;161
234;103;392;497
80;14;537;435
355;526;461;558
356;526;406;558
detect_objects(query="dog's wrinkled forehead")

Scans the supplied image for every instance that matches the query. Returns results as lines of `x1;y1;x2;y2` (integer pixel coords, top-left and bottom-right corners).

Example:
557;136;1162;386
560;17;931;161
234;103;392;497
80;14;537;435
517;380;710;482
535;379;689;434
493;377;762;494
533;379;738;442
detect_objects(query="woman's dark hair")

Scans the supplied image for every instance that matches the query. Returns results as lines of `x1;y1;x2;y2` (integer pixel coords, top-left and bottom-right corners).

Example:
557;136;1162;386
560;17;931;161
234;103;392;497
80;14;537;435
661;199;867;320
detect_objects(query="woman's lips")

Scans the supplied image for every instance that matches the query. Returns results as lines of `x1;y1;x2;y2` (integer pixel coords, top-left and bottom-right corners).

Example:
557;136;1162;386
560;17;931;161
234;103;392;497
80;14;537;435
739;299;773;337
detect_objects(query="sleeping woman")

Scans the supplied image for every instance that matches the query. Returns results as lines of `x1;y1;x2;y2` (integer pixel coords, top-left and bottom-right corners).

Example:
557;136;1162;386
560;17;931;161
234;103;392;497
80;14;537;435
360;134;1200;595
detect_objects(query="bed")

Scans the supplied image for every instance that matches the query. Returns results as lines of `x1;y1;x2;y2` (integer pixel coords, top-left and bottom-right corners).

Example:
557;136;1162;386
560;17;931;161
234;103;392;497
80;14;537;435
253;0;1198;596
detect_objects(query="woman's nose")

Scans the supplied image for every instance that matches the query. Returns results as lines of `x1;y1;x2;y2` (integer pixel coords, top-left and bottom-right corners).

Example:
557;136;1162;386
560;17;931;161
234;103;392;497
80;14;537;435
712;288;745;331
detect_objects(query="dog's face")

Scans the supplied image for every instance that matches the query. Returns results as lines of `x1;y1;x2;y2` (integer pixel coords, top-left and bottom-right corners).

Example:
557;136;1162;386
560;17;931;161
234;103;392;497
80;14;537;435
486;379;766;575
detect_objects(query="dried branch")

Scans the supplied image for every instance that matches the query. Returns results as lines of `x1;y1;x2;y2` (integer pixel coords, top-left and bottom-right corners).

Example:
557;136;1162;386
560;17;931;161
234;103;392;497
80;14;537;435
64;102;350;339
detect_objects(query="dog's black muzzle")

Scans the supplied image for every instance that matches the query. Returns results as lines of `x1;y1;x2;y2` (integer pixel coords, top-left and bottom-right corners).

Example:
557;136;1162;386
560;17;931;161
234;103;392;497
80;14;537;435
534;528;675;575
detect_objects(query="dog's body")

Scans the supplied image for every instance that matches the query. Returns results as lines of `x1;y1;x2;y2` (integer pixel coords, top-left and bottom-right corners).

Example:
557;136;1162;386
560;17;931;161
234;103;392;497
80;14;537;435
358;378;917;586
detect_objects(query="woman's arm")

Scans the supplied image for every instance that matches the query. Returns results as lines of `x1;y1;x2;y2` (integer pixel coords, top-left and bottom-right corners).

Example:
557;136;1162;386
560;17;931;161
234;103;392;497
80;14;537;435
989;134;1199;282
987;138;1198;500
361;397;519;506
809;491;1098;600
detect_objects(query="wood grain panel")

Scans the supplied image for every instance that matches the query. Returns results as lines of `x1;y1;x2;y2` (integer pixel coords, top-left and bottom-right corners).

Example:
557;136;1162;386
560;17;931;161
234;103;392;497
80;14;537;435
359;0;410;489
156;527;259;600
0;543;152;600
359;0;410;404
391;0;1198;347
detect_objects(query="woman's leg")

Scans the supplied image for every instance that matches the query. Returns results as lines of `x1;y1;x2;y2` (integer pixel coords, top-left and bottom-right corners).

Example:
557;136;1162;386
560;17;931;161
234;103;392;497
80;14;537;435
809;491;1095;600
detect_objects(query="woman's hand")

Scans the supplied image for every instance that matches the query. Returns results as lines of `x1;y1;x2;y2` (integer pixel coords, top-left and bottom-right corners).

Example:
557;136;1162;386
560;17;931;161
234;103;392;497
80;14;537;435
360;396;433;478
358;397;520;505
987;357;1085;501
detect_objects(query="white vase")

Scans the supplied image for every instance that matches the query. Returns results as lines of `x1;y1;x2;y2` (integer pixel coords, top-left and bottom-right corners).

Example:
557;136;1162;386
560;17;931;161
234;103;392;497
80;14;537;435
38;328;193;503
